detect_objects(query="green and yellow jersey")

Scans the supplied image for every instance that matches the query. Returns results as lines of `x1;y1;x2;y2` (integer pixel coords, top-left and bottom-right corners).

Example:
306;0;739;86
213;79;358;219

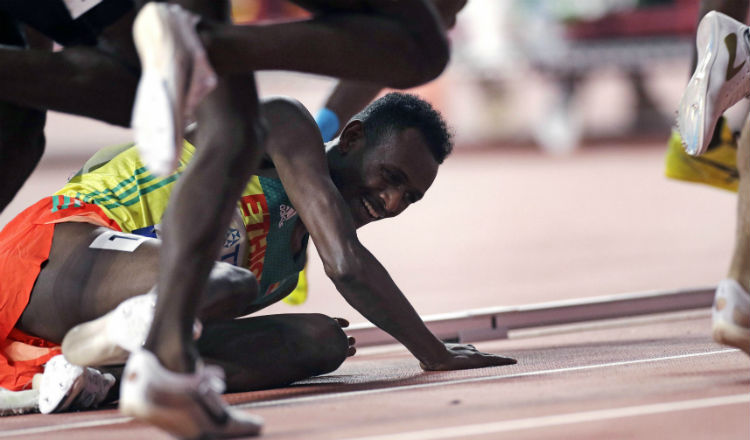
55;141;309;307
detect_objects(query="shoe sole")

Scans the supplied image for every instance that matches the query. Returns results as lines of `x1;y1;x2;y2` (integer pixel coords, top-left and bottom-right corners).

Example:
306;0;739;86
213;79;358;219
61;314;130;367
131;3;216;177
132;3;182;177
39;370;86;414
121;383;263;439
121;350;262;439
712;320;750;355
132;72;176;177
678;12;721;156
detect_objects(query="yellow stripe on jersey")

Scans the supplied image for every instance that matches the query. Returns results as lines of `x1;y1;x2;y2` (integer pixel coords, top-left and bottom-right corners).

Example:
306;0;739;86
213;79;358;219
55;142;192;233
54;140;308;305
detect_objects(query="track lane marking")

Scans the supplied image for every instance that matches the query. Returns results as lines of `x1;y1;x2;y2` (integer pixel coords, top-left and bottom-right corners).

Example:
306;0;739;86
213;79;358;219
0;348;738;437
341;394;750;440
239;348;736;409
0;416;133;437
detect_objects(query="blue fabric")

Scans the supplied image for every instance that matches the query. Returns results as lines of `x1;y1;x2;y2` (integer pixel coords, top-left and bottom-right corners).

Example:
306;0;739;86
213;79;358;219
315;107;340;142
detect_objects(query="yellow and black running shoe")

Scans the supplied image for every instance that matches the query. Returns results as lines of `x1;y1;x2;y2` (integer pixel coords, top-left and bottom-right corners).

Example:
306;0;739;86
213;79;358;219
665;117;739;192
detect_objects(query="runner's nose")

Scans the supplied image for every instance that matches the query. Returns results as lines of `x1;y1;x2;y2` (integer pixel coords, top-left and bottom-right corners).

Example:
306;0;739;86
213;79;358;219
380;187;405;216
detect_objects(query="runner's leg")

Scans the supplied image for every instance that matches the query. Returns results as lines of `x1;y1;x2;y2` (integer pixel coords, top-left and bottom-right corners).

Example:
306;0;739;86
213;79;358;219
198;314;350;391
728;116;750;290
0;11;138;127
197;0;448;88
16;222;259;344
0;14;48;213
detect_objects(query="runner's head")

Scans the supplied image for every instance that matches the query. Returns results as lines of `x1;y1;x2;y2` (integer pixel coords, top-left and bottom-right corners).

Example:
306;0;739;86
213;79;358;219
328;93;453;228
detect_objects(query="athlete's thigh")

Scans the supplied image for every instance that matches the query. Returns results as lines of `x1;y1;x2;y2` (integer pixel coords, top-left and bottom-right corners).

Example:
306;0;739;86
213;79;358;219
18;222;161;342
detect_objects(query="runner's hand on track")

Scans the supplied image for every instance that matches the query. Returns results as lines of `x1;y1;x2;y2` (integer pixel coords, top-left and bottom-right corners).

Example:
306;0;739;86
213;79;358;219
419;343;516;371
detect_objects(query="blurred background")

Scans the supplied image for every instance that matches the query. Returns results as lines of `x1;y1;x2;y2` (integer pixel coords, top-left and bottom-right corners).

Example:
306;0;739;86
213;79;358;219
0;0;738;323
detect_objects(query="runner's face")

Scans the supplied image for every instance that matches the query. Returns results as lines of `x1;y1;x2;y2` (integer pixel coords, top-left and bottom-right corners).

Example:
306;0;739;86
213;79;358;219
339;127;439;228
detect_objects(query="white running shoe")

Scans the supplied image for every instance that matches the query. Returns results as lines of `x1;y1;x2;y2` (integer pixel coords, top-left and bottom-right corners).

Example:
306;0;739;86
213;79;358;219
38;355;116;414
131;2;217;176
62;291;203;367
62;292;157;367
677;11;750;156
712;279;750;355
120;349;262;439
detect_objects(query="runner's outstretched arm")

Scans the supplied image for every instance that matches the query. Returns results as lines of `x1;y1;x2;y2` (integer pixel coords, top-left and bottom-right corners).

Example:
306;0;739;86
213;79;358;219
264;97;515;371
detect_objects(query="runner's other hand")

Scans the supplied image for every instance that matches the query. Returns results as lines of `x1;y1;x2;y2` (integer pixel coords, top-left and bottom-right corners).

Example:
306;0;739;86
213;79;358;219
420;343;516;371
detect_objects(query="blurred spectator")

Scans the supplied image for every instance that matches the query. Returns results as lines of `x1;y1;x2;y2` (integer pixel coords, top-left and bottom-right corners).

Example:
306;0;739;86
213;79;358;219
517;0;698;153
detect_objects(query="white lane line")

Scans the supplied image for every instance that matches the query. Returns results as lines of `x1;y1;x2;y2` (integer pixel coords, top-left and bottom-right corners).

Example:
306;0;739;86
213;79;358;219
239;348;736;409
0;348;738;437
341;393;750;440
0;416;132;438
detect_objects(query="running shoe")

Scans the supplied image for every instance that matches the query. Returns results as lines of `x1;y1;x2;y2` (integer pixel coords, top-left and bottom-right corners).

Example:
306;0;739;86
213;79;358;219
62;293;156;367
664;118;739;192
62;292;203;367
712;279;750;355
131;2;217;177
120;349;262;438
0;382;40;415
38;355;116;414
677;11;750;156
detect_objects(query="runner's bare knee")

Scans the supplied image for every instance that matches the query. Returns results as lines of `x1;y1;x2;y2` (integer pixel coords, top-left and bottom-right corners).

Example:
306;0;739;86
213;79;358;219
200;262;259;320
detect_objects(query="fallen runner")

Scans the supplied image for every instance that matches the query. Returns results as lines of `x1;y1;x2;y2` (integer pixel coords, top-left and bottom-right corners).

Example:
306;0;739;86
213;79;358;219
0;93;516;415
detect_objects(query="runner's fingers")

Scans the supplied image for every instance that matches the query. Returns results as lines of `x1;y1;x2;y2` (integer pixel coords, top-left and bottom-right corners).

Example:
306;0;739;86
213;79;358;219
490;355;517;366
348;336;356;346
347;346;357;357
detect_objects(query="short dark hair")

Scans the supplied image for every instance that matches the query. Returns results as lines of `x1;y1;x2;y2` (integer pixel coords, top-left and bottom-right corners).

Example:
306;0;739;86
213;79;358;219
354;92;453;164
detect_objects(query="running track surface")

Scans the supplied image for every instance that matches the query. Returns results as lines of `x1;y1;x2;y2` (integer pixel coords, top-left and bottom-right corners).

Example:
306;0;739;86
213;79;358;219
0;132;744;438
0;140;737;320
1;311;747;439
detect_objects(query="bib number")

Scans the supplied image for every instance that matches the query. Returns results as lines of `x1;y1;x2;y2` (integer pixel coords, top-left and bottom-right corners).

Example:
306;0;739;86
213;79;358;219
89;230;153;252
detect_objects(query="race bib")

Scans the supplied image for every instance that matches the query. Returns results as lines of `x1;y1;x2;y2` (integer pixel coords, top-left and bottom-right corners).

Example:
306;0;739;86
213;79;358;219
89;230;153;252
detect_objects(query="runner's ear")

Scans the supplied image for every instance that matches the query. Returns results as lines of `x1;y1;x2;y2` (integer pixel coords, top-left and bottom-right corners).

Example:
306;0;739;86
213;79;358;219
338;120;364;155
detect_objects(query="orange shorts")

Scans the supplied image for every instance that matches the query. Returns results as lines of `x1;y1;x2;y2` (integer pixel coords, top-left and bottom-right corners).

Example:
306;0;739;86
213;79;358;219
0;196;120;391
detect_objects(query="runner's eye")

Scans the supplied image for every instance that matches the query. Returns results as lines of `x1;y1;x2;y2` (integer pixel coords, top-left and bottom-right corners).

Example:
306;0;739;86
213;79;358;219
382;168;399;183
